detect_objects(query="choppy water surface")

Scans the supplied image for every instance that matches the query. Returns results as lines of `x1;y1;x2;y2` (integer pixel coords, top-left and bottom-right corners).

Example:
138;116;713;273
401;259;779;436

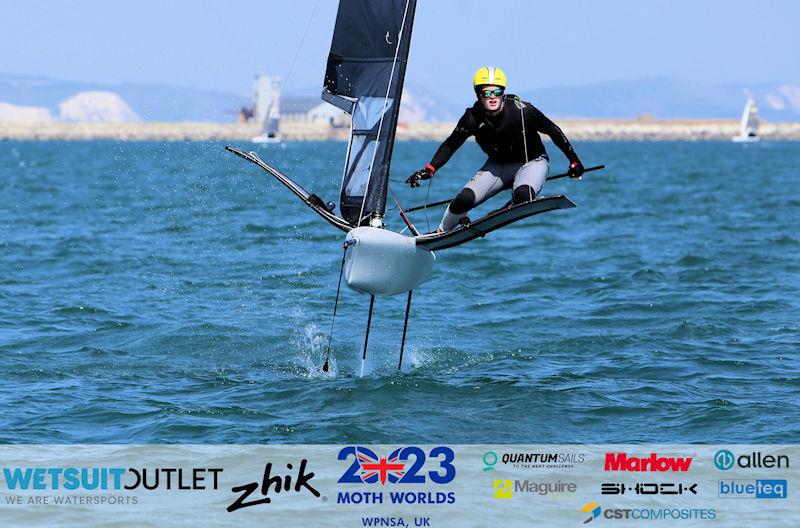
1;140;798;443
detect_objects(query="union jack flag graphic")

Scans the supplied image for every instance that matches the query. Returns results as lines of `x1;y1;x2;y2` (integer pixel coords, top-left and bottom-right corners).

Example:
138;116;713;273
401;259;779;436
355;447;406;485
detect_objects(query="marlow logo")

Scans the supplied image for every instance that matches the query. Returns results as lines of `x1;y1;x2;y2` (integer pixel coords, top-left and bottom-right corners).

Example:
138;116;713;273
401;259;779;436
714;450;790;471
604;453;692;472
581;502;602;524
494;480;512;499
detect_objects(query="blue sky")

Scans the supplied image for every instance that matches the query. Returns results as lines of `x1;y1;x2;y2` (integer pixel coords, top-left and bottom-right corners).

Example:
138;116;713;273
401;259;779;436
1;0;798;98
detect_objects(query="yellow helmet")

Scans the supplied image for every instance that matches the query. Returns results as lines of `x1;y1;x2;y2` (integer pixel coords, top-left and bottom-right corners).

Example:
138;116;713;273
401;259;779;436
473;66;507;89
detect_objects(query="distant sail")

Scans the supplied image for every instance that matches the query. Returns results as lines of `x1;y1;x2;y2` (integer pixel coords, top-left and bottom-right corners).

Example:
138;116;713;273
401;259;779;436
322;0;418;225
262;100;280;138
740;97;759;137
733;96;760;142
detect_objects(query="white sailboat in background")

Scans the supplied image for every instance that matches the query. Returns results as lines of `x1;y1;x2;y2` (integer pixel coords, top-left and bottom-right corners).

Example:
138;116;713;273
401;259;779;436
251;74;281;144
732;96;760;142
251;100;281;144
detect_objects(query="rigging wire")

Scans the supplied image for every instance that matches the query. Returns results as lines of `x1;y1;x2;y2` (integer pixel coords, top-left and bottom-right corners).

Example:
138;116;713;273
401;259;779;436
322;244;348;373
256;0;321;153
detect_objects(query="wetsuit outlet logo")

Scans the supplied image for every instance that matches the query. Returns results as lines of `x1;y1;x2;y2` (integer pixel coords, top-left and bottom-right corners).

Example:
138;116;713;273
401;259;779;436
604;453;692;472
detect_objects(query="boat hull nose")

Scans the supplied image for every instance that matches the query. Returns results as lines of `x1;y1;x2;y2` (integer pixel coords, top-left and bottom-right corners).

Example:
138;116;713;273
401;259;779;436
344;227;435;296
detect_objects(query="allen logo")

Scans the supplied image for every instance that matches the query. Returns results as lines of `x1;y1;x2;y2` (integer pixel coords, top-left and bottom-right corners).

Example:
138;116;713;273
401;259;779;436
714;450;789;471
494;480;513;499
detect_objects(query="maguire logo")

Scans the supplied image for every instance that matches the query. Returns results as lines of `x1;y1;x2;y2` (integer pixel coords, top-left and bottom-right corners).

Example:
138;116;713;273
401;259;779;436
719;480;788;499
714;450;790;471
604;453;692;472
494;480;512;499
493;480;577;499
581;502;602;524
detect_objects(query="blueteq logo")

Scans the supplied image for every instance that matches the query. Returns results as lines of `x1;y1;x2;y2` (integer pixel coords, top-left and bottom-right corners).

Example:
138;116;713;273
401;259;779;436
718;480;787;499
336;446;456;505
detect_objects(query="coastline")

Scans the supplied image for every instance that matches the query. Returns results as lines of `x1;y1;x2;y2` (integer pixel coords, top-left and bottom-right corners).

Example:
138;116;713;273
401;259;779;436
2;119;799;141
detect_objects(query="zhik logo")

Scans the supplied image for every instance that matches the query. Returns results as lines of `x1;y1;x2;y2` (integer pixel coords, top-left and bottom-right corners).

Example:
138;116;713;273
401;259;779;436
227;459;320;512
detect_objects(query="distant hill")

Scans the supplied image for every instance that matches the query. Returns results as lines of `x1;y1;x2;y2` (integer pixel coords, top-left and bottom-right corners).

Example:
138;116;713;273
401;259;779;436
1;73;798;123
520;78;800;122
0;74;249;122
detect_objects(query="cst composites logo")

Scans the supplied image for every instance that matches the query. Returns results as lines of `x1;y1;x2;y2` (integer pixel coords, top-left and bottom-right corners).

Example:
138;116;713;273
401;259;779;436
579;502;716;523
604;453;692;472
714;450;790;471
336;446;456;505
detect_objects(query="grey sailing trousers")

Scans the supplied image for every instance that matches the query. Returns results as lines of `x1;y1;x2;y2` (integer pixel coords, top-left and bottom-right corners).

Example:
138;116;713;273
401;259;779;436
439;156;549;232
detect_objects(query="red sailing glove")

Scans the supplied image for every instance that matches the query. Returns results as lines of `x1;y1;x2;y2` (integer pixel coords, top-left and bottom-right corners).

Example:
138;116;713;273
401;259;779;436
406;164;436;188
568;160;585;178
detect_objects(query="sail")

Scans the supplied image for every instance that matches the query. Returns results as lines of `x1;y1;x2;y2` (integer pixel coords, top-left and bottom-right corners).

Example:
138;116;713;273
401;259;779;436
740;97;759;137
323;0;418;225
262;100;280;138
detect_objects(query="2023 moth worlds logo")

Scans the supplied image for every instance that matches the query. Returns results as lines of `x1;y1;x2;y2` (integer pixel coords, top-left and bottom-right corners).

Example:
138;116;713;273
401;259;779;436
337;446;456;485
604;453;693;472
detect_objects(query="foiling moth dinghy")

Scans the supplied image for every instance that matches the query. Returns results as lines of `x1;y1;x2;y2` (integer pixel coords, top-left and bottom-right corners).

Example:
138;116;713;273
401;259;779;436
226;0;594;375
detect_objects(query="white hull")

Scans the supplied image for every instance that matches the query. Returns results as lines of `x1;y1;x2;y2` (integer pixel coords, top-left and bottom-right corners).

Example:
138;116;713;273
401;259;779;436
732;135;760;143
251;134;281;144
344;227;434;296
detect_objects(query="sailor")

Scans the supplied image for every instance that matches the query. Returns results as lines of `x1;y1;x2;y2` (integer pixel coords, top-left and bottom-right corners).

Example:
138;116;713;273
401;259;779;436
406;66;585;232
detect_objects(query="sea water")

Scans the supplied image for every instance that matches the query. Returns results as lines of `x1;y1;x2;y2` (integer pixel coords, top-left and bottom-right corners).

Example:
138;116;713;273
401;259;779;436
1;140;798;443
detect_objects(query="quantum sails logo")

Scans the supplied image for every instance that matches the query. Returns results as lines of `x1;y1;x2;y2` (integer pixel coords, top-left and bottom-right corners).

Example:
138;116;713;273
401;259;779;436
483;450;586;471
335;446;456;505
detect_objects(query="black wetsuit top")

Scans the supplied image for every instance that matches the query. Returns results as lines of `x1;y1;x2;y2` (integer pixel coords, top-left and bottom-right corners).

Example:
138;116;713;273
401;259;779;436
429;94;579;169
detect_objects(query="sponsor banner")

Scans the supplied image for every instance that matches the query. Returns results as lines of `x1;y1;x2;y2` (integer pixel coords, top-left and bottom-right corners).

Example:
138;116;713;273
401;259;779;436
0;445;797;527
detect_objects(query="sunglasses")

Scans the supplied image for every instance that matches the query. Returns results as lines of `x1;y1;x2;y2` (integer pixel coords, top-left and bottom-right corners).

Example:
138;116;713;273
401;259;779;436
479;88;504;98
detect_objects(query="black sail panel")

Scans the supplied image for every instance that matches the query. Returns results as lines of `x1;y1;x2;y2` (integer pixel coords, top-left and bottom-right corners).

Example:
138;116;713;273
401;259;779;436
323;0;417;225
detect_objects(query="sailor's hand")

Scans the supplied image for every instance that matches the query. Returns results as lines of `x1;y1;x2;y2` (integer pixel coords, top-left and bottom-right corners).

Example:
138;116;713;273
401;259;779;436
568;160;585;179
406;165;435;188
